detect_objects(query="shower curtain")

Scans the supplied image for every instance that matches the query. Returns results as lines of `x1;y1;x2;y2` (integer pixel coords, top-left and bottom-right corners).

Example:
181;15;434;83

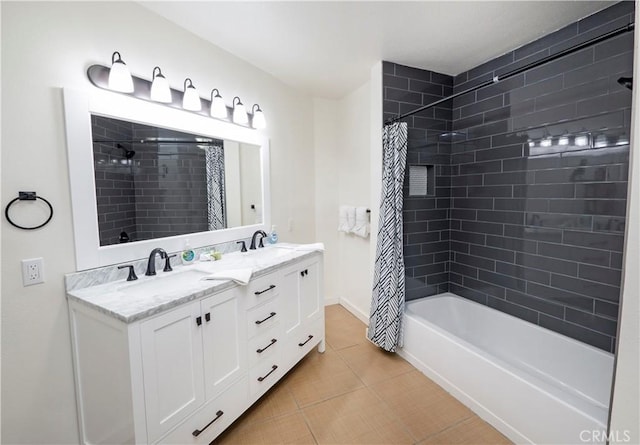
205;143;226;230
367;121;408;352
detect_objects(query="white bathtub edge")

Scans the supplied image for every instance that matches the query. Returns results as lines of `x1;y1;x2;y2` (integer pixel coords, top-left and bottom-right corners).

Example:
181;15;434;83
397;347;533;445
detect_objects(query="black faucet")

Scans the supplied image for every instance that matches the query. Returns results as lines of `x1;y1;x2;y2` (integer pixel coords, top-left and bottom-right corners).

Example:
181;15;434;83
250;230;268;250
146;248;167;276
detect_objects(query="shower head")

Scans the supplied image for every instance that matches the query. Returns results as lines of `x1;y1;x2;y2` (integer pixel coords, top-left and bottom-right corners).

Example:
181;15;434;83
438;131;467;142
617;76;633;90
116;143;136;159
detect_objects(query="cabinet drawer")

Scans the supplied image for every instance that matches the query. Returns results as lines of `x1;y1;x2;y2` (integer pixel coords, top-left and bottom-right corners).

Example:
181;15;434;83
247;297;281;339
243;273;281;309
158;375;248;445
249;360;284;400
285;317;325;368
248;326;282;367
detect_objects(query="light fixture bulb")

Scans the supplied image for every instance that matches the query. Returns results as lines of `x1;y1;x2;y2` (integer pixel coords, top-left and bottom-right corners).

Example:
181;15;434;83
232;96;248;124
182;78;201;111
575;135;589;146
150;66;172;103
594;134;608;148
252;104;267;129
210;89;227;119
108;51;134;93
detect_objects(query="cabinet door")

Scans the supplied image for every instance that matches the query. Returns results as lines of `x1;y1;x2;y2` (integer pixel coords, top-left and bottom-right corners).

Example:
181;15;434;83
201;289;246;401
300;260;321;321
141;302;205;443
280;267;301;336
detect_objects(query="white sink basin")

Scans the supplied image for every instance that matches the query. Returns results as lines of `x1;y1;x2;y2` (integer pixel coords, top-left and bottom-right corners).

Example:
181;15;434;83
118;269;210;297
115;246;300;299
246;246;295;262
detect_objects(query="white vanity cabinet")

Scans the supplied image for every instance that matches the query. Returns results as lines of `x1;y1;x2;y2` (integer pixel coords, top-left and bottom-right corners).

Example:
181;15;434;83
67;250;324;445
280;256;325;370
140;288;246;443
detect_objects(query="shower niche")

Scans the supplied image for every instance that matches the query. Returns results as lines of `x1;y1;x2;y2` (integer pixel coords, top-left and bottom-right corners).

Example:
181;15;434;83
408;164;435;197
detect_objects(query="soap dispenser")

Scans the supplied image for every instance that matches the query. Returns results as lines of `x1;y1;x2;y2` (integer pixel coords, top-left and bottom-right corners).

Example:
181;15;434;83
268;225;278;244
181;239;196;265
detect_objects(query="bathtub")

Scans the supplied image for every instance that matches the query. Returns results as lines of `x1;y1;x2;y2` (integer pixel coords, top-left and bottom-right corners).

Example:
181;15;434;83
398;293;614;445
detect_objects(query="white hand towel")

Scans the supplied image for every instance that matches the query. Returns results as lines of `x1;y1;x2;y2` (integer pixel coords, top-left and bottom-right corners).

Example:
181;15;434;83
352;207;370;238
274;243;325;252
346;206;356;232
201;268;253;285
295;242;325;252
338;205;354;232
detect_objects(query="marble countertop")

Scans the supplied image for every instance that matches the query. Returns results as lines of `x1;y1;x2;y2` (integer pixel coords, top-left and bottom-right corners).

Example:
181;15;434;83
66;244;322;324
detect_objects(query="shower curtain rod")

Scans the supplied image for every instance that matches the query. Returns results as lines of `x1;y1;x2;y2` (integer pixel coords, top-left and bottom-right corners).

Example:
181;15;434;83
386;22;635;126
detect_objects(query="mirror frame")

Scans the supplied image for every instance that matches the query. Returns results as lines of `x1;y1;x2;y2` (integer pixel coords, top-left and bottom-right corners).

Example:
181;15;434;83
63;88;271;271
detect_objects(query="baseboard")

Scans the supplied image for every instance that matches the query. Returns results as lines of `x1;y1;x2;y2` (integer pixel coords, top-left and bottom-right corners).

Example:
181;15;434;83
337;297;369;325
324;297;339;306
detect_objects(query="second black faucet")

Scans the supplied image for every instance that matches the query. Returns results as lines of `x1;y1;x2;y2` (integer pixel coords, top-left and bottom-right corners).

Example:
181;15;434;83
146;247;167;276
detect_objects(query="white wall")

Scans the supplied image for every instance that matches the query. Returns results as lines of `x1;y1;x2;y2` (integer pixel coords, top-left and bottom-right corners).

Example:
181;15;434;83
313;98;341;304
0;2;315;443
312;63;383;321
335;82;375;320
608;3;640;441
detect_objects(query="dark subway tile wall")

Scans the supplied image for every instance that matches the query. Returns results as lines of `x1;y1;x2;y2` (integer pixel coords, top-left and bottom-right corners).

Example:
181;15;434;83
383;61;454;300
381;2;633;352
92;116;137;246
93;117;209;246
448;1;633;352
130;125;209;241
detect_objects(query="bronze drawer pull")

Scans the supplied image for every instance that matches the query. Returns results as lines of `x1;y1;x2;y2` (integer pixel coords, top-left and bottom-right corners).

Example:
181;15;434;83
298;335;314;347
254;284;276;295
257;338;277;353
192;410;223;437
255;312;276;325
257;365;278;382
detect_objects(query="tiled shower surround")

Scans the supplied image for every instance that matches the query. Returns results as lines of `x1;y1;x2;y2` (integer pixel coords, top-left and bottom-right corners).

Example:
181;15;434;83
383;1;634;352
92;116;210;246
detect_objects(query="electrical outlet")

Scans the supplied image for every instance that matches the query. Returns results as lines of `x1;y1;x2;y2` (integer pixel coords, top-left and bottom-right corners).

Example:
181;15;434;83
21;258;44;286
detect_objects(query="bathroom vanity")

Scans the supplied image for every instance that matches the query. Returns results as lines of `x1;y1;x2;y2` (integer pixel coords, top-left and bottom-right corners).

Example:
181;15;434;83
66;246;324;444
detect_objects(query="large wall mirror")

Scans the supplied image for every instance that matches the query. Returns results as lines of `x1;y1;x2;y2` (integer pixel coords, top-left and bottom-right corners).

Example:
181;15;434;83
64;88;270;271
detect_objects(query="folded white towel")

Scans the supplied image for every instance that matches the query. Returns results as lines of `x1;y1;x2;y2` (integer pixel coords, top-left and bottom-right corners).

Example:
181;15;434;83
201;268;253;285
295;242;325;252
352;207;370;238
274;243;325;252
346;206;356;232
338;205;354;232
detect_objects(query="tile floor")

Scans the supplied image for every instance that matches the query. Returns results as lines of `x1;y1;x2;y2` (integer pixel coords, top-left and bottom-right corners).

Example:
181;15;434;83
215;304;511;444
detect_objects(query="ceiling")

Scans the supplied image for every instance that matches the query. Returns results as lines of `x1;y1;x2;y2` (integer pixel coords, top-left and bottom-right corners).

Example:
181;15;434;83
141;1;616;99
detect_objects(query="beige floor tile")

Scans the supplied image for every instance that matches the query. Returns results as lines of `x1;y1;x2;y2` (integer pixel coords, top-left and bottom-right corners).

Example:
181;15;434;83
324;304;355;323
286;348;364;407
215;411;316;445
419;416;512;444
302;387;413;444
238;380;299;424
370;370;474;441
213;305;511;445
337;341;415;385
325;321;368;351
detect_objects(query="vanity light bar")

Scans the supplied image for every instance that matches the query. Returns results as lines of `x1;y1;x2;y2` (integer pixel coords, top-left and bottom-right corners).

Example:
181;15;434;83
87;56;265;129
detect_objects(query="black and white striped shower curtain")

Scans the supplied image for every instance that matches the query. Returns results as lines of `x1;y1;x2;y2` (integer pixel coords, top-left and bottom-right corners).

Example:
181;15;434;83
205;143;226;231
367;121;408;352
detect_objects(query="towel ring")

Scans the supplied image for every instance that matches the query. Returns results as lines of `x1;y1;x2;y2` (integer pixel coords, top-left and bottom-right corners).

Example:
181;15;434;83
5;191;54;230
